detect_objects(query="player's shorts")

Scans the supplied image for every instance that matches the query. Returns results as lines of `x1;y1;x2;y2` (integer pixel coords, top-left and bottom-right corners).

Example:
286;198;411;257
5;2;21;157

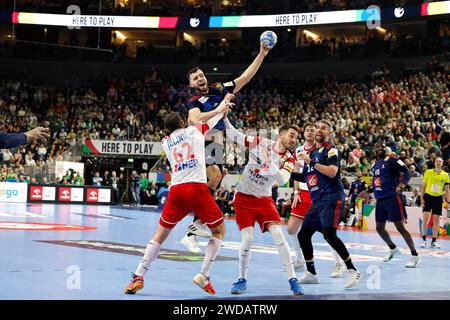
375;195;407;222
302;193;345;232
159;183;223;229
234;192;281;233
423;193;443;216
290;190;312;220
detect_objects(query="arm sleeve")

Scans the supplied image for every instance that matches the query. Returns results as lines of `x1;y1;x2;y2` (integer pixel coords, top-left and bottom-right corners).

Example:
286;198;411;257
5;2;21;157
222;81;236;94
193;112;224;135
0;132;27;149
224;118;261;148
392;157;411;185
326;147;340;167
290;172;305;183
266;161;292;185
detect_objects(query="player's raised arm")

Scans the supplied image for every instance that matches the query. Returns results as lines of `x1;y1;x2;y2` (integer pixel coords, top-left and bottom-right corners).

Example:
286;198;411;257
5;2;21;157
233;43;271;93
223;117;262;148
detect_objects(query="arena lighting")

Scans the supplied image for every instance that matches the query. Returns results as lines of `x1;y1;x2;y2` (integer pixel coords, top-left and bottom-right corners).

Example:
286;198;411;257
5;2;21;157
421;0;450;16
376;27;387;33
183;32;194;42
114;30;127;41
303;30;319;40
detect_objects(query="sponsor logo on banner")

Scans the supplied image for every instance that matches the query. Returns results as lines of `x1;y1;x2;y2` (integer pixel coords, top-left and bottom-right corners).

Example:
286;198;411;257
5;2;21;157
0;182;28;203
43;187;56;201
87;189;98;202
59;188;71;201
30;186;43;200
83;139;163;156
36;240;237;262
0;221;96;231
70;188;84;202
98;189;111;203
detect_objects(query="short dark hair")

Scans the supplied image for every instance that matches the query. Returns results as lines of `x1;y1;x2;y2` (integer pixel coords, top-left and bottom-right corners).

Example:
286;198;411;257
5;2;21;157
164;112;183;133
187;67;200;81
279;124;298;134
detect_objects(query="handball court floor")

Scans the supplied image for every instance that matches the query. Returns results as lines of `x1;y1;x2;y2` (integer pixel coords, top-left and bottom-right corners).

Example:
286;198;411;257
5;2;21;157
1;203;450;300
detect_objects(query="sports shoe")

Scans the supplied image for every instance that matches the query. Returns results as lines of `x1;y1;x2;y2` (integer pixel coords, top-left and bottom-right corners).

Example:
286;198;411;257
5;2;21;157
431;241;441;249
293;257;306;271
193;273;215;295
405;255;420;268
299;271;320;284
231;278;247;294
383;247;401;262
181;235;202;254
420;240;427;248
289;278;305;295
187;220;212;238
124;273;144;294
344;269;362;289
330;262;347;278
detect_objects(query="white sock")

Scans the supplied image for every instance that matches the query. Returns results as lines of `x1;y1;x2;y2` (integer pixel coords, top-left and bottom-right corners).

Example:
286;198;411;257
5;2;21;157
328;243;342;264
201;236;222;278
239;227;254;279
289;233;303;262
135;240;161;277
269;224;296;280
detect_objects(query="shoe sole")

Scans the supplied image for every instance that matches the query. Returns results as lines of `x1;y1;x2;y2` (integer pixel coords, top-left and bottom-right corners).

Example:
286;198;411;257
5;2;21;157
231;290;245;294
330;273;346;278
293;291;305;296
300;280;319;284
193;280;215;295
124;283;143;294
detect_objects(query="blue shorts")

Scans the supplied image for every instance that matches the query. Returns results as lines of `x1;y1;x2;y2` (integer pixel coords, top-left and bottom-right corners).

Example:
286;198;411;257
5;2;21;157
375;195;407;223
302;193;345;232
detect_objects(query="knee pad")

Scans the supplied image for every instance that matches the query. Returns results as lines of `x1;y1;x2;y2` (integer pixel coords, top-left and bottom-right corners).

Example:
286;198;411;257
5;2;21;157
241;227;254;248
268;224;285;246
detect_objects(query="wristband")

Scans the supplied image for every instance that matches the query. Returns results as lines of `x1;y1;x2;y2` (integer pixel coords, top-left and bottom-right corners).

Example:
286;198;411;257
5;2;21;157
309;159;317;168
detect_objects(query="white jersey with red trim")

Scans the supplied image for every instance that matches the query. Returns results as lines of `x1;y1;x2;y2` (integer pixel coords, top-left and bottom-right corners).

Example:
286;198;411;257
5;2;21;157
236;137;296;197
294;144;314;191
161;113;223;186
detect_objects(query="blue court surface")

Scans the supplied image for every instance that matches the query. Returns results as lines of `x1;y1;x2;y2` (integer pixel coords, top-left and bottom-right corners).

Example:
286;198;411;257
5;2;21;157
1;203;450;300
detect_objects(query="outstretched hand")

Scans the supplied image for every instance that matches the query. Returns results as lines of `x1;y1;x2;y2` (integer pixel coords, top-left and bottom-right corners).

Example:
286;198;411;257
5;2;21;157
25;127;50;143
260;42;271;57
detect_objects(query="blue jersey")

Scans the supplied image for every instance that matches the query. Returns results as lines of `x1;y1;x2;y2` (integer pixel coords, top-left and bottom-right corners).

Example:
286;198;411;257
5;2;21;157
302;143;344;202
348;179;366;202
370;155;411;199
188;81;235;131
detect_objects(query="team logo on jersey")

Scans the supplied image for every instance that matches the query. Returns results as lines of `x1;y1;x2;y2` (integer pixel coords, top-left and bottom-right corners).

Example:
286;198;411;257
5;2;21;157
308;174;318;187
213;83;224;92
374;177;382;187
